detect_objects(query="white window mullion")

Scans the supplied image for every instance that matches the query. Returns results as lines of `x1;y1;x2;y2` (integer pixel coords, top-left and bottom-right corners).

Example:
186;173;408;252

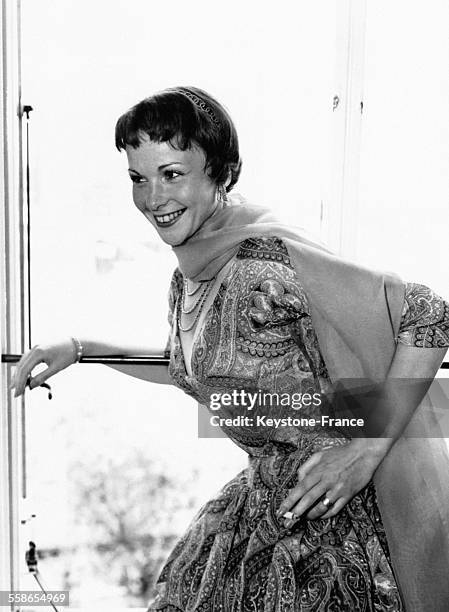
0;0;25;596
324;0;367;258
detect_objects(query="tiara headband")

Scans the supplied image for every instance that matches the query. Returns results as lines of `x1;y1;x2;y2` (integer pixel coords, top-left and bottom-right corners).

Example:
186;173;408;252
180;90;221;127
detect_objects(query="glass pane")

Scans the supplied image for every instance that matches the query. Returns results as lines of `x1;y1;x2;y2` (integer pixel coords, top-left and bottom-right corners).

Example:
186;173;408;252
20;1;337;607
357;0;449;298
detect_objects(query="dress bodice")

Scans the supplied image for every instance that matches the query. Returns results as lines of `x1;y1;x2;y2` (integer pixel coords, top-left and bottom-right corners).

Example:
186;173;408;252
167;236;346;457
166;235;449;461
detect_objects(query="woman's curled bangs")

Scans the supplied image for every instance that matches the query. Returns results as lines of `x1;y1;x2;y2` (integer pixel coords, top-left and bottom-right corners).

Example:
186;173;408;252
115;93;197;151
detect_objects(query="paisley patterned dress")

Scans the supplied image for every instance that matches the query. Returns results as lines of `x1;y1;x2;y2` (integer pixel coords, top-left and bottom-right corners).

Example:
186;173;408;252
149;236;449;612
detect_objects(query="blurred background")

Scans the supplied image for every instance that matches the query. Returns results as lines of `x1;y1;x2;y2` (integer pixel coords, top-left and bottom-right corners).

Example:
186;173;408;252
15;0;449;609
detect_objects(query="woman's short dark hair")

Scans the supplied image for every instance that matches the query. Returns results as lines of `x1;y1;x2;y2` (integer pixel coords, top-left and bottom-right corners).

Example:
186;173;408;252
115;86;242;192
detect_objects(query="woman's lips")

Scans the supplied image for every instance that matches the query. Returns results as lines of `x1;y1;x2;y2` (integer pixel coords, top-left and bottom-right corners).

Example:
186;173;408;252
153;208;186;228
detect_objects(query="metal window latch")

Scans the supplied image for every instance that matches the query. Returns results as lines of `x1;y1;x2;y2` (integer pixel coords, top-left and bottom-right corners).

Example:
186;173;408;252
22;104;33;119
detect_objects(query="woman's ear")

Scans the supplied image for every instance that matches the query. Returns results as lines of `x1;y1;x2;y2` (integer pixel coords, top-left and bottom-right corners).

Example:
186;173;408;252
224;169;232;190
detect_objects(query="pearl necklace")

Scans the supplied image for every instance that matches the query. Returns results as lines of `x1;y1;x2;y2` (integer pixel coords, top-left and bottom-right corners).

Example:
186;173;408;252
184;279;204;297
178;279;213;331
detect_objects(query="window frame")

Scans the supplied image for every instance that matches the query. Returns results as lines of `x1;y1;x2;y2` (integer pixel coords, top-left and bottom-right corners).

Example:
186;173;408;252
0;0;25;596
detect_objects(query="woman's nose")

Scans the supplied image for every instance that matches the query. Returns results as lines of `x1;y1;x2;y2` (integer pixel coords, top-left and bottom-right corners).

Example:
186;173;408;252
134;180;166;211
144;181;167;211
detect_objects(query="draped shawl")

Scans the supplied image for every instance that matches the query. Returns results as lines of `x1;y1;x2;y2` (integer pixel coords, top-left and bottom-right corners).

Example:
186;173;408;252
172;196;449;611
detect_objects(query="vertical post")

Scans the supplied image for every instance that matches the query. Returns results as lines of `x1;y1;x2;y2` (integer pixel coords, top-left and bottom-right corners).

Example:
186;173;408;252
0;0;23;599
324;0;367;258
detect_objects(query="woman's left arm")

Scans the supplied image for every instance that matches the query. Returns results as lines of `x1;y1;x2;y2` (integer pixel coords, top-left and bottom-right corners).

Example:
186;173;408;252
278;283;449;525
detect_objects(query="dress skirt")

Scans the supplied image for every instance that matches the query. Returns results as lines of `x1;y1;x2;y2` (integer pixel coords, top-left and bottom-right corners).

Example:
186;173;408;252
148;442;404;611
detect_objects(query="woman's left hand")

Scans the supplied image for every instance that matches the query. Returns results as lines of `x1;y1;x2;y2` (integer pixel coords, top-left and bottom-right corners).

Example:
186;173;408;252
276;439;391;524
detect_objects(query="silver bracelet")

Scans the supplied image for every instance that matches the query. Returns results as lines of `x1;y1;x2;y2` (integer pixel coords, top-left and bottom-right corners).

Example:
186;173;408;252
71;337;83;363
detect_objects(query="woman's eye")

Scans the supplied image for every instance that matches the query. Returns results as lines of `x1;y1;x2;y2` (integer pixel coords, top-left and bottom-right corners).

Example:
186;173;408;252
164;170;182;180
130;175;146;184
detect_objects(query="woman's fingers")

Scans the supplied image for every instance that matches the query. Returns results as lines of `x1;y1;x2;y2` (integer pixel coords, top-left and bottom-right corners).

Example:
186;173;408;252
276;445;377;526
305;485;345;520
10;339;77;398
12;347;47;397
286;482;328;523
296;451;323;482
277;447;359;524
277;451;326;518
28;365;57;390
285;487;348;524
277;470;322;518
319;496;347;520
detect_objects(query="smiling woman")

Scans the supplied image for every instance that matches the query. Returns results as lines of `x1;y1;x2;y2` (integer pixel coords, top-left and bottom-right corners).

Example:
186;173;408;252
9;7;337;606
11;84;449;612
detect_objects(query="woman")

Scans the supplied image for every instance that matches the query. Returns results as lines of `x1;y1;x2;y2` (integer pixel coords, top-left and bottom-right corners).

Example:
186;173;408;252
11;86;449;611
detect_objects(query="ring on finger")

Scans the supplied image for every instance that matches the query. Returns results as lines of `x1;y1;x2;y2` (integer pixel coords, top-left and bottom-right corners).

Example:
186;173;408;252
282;511;297;521
321;496;333;508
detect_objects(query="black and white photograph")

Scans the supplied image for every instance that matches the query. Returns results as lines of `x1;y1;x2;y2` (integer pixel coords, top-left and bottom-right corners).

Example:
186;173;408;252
1;1;449;611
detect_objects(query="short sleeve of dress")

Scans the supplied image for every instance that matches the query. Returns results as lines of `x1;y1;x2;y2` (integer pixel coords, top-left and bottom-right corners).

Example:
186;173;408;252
397;282;449;348
164;267;183;358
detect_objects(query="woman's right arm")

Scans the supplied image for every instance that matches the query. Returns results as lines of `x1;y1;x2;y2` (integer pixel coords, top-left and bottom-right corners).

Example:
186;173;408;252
82;338;172;385
11;269;183;396
10;337;172;398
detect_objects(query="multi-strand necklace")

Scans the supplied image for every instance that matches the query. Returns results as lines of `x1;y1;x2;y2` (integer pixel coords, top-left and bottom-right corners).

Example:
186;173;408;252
178;278;213;331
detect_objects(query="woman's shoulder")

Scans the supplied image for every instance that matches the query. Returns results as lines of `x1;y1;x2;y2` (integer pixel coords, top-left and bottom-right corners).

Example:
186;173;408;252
234;235;294;269
226;236;310;326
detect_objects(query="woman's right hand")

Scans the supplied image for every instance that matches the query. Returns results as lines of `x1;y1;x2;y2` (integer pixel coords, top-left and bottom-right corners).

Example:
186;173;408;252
10;339;79;397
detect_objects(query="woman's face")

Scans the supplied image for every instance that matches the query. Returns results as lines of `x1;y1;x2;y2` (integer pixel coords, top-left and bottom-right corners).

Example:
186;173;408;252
126;135;218;246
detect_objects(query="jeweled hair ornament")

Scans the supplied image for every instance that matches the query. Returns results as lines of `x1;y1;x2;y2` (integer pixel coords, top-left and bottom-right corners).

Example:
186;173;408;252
180;90;221;127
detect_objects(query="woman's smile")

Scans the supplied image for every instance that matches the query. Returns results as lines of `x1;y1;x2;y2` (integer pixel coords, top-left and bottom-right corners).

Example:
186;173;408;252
153;207;187;228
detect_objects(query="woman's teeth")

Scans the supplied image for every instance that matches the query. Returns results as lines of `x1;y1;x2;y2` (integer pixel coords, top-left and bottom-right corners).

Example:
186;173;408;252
154;209;186;226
